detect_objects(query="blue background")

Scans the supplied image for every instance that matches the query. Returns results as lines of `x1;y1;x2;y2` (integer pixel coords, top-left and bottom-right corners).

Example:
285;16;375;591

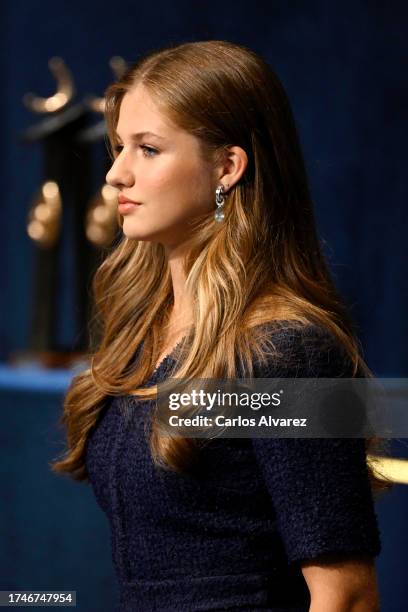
0;1;407;610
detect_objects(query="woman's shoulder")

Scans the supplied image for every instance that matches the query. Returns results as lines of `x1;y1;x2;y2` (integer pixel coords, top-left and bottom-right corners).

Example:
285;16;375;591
251;319;353;378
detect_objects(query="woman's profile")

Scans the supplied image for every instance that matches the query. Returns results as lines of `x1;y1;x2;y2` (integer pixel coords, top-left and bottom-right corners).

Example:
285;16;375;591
52;40;389;611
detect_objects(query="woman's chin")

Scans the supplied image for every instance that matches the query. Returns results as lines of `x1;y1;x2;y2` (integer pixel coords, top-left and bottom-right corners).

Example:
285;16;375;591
121;224;162;243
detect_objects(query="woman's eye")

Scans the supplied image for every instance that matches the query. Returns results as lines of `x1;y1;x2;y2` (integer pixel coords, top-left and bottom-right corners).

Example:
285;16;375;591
112;144;158;157
140;145;158;157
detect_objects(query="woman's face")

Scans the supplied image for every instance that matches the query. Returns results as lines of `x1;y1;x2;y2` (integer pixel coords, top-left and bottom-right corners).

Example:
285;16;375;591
106;84;217;248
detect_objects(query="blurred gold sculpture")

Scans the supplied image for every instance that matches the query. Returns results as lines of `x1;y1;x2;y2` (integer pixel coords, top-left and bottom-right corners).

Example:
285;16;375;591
23;57;74;114
20;56;96;361
85;184;119;247
86;56;128;114
81;56;126;247
27;181;62;248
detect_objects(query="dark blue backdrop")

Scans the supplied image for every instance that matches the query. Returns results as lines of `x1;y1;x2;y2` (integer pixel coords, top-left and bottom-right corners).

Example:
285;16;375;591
0;1;407;611
1;0;407;375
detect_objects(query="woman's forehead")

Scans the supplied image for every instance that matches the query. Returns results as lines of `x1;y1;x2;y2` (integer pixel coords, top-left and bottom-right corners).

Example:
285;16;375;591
116;87;175;139
115;89;205;155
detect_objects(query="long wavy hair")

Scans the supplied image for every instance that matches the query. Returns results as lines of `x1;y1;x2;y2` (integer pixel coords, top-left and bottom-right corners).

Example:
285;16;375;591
51;40;390;493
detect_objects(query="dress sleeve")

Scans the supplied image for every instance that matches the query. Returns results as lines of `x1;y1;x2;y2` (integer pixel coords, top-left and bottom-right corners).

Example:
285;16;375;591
251;323;382;565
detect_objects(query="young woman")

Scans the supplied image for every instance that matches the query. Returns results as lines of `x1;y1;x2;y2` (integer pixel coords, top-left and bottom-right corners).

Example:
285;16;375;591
52;40;388;611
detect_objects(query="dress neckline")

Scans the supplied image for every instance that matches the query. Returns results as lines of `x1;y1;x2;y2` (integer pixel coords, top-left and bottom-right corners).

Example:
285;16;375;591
150;335;187;380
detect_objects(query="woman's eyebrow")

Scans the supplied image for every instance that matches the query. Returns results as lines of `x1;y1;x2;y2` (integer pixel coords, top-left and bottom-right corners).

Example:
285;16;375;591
115;130;166;141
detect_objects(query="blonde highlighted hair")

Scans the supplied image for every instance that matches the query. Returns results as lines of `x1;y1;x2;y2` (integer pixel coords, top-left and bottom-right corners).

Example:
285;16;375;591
51;40;391;493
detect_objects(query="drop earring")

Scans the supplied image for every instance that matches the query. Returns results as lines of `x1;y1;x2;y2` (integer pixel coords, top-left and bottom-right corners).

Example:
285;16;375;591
214;184;228;222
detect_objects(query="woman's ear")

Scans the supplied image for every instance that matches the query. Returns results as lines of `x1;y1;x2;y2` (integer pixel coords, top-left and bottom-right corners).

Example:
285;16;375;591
216;145;248;190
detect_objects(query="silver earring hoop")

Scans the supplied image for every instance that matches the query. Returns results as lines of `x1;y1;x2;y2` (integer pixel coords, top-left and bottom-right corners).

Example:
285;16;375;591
214;184;227;222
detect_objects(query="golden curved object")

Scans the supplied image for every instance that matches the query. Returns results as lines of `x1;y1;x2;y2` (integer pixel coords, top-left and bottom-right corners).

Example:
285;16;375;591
23;57;74;114
85;183;120;247
86;56;128;115
27;181;62;248
367;454;408;485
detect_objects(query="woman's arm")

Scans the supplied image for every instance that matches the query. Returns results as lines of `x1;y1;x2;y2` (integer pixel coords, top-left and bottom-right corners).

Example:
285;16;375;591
301;555;380;611
251;325;383;610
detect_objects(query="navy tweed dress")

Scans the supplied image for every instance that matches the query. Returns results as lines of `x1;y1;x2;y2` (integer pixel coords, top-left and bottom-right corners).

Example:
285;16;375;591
85;323;381;611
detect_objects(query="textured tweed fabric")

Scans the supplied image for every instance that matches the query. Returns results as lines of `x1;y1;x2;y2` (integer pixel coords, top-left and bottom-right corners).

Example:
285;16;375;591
85;323;381;611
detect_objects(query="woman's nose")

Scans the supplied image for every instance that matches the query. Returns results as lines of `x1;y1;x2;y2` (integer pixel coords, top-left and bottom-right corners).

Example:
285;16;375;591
105;157;134;189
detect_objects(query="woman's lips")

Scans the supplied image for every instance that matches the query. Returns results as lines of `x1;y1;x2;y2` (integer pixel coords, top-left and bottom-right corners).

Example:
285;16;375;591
118;202;142;214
